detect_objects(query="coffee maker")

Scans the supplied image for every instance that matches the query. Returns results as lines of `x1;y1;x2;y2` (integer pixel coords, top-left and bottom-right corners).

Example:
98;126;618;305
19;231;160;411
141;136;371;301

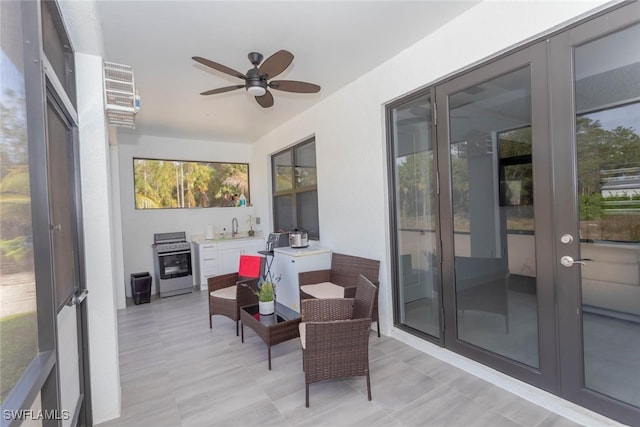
266;232;289;251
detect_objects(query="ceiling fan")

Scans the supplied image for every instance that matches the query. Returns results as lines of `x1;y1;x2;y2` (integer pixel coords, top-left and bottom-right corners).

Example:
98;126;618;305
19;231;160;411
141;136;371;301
192;50;321;108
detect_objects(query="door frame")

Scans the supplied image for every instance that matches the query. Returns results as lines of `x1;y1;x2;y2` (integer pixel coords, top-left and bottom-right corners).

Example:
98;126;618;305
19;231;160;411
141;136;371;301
45;79;91;427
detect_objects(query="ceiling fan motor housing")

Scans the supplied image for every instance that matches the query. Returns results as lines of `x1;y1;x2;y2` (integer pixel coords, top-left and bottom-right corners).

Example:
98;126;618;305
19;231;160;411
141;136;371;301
245;67;267;96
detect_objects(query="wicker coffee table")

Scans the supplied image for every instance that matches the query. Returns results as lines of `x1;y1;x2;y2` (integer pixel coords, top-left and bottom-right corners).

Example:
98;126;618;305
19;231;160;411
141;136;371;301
240;303;301;370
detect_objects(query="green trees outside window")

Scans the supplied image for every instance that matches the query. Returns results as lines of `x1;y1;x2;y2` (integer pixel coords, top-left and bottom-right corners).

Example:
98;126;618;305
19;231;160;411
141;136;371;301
133;158;249;209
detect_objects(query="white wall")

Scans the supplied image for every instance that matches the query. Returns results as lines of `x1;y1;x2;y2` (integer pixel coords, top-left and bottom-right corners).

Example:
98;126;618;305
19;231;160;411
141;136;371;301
76;53;121;425
116;134;259;297
250;1;609;337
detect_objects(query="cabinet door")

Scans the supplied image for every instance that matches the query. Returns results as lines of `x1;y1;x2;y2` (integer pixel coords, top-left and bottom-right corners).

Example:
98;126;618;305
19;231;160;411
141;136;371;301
241;240;265;256
218;247;242;274
218;238;266;274
272;254;299;311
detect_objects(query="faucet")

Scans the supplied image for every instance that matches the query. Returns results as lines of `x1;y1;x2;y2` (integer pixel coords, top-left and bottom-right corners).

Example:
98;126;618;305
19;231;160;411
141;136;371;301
231;217;239;237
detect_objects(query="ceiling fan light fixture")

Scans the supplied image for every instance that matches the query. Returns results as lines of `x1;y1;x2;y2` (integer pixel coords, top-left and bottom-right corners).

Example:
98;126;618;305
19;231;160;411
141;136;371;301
247;85;266;97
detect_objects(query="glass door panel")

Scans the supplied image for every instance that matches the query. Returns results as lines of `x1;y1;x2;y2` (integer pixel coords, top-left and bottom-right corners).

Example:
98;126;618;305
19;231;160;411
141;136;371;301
388;94;441;338
448;66;540;367
574;23;640;409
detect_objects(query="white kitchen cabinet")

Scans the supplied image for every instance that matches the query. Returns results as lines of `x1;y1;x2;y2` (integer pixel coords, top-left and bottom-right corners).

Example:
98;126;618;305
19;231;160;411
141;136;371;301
271;244;331;313
193;236;265;289
217;238;264;275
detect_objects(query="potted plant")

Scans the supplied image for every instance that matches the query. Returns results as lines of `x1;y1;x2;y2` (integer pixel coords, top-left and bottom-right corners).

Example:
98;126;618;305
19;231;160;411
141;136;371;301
247;215;255;237
254;281;274;315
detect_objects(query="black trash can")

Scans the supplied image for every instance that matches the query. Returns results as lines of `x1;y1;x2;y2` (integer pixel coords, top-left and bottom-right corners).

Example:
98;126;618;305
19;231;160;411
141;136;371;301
130;272;152;305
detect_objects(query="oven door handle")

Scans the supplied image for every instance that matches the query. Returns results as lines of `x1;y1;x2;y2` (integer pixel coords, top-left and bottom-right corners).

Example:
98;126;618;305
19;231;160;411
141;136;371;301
158;250;192;256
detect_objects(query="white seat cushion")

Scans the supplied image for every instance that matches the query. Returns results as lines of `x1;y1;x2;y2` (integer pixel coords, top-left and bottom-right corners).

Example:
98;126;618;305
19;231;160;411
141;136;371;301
299;322;306;349
301;282;345;299
210;285;236;300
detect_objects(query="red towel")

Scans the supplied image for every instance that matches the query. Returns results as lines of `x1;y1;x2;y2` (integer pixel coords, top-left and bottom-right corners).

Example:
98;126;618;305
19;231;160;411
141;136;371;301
238;255;262;278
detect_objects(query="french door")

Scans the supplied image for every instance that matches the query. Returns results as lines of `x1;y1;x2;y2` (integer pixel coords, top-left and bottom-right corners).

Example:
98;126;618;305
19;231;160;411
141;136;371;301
435;40;558;391
550;4;640;424
389;1;640;423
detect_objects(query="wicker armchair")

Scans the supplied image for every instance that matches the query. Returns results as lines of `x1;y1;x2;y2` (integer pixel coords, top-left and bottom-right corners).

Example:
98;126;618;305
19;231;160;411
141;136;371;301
299;274;378;407
299;252;381;336
208;255;264;336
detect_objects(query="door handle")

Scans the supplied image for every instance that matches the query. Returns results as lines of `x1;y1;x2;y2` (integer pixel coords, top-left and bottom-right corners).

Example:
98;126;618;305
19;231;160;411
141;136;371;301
560;256;593;267
67;289;88;306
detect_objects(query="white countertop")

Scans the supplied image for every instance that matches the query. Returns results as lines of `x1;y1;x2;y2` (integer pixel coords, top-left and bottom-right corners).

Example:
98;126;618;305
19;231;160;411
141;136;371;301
273;242;330;257
191;232;265;244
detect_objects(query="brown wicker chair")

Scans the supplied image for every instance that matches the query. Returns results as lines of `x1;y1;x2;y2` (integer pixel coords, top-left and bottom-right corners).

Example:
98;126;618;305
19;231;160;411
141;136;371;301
299;274;378;407
208;255;264;336
299;252;381;336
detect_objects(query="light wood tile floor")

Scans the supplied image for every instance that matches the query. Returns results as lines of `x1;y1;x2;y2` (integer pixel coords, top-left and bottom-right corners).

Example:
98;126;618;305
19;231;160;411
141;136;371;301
97;290;586;427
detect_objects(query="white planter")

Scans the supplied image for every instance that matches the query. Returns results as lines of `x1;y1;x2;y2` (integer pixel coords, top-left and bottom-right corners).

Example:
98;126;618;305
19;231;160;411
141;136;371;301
259;300;274;315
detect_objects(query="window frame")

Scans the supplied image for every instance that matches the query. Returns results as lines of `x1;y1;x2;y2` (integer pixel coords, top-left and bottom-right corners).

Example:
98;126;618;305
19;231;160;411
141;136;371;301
271;137;320;239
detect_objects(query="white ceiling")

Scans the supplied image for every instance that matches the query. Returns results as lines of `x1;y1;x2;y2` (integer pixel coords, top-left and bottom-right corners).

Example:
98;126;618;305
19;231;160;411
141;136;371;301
89;1;480;143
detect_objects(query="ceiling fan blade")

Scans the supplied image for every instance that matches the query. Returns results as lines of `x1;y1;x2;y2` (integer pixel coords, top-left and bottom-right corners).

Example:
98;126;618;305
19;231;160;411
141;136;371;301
255;90;274;108
258;50;293;79
269;80;321;93
200;85;244;95
192;56;246;80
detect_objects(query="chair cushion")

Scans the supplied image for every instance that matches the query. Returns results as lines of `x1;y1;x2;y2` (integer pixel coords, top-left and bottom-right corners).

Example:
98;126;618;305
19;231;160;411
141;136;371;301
301;282;345;299
299;322;306;349
210;285;236;300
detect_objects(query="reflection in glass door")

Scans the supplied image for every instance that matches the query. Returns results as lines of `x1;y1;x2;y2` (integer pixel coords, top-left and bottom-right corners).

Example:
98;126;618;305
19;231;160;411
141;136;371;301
388;94;441;338
574;23;640;410
447;67;540;367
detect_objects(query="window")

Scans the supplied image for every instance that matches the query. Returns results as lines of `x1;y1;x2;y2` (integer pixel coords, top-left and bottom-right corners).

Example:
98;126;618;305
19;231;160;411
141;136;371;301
272;138;319;238
133;158;249;209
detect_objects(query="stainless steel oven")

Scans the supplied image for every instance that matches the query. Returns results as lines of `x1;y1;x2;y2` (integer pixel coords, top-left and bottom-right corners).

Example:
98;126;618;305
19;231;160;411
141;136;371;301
152;231;193;297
